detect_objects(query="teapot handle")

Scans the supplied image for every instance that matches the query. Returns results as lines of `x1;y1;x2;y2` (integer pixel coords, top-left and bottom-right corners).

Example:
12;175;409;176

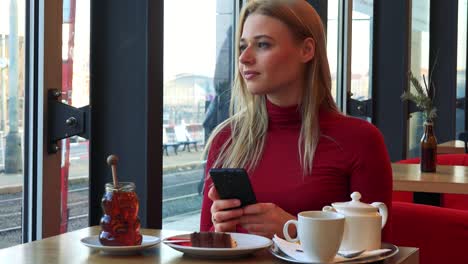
371;202;388;228
322;206;336;212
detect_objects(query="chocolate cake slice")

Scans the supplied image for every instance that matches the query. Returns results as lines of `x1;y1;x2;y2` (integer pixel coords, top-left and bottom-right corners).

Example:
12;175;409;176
190;232;236;248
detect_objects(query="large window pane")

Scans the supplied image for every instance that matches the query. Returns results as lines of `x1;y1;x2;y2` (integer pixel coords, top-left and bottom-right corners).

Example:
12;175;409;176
62;0;90;233
327;0;339;101
350;0;373;103
0;0;25;248
408;0;430;157
162;0;233;231
457;0;467;136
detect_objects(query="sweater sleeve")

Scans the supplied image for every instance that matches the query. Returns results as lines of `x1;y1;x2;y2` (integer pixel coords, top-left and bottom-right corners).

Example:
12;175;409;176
200;178;215;231
199;128;229;232
349;122;393;242
200;147;218;231
199;127;249;233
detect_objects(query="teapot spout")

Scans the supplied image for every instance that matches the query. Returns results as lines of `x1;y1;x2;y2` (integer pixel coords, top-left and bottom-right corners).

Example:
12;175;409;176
371;202;388;228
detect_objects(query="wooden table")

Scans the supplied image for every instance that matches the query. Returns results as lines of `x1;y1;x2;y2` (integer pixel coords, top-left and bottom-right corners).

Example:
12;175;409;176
392;163;468;194
392;163;468;205
0;227;419;264
437;140;465;154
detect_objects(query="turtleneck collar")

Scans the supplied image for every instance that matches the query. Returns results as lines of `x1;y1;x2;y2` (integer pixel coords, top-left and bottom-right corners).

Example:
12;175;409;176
266;99;302;129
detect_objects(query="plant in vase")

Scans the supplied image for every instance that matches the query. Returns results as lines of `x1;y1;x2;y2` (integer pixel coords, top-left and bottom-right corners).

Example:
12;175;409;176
401;71;437;172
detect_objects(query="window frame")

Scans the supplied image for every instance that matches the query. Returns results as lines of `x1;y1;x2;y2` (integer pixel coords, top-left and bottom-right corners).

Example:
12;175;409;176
24;0;63;241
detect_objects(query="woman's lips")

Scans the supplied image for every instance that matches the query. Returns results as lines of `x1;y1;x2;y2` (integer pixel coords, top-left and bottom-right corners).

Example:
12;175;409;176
243;71;260;80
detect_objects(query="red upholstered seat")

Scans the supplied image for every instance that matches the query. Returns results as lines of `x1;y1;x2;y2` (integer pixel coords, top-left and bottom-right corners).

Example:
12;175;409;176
391;202;468;264
393;154;468;210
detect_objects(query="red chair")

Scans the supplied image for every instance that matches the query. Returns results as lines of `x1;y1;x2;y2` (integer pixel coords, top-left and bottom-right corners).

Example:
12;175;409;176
393;154;468;210
393;157;420;203
391;201;468;264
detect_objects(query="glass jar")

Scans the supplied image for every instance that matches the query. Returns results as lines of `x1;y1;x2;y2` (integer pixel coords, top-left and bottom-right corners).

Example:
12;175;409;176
99;182;142;246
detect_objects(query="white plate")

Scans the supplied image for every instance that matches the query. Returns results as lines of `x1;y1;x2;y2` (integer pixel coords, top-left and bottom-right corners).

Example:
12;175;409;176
269;242;399;263
80;235;161;253
162;232;272;258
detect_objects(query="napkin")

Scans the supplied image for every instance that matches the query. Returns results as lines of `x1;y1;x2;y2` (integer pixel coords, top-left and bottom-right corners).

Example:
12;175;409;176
272;235;391;263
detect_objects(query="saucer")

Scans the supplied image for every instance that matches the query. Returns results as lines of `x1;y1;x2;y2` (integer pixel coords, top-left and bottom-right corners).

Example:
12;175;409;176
269;242;399;263
162;232;272;258
80;235;160;253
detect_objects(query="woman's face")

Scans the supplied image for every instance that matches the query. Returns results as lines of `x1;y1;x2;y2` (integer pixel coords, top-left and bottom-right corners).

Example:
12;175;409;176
239;14;312;106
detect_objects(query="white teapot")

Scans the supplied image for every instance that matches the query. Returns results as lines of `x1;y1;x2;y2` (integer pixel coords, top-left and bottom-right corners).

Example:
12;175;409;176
322;192;388;251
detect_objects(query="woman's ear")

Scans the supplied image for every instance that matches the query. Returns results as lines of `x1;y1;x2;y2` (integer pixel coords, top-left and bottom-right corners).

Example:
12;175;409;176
300;37;315;63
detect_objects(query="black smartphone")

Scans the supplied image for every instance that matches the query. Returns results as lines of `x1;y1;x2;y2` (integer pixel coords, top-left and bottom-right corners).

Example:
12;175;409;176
209;168;257;207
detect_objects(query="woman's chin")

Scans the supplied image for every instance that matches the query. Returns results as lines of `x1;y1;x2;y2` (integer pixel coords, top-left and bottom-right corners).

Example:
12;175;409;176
246;87;269;95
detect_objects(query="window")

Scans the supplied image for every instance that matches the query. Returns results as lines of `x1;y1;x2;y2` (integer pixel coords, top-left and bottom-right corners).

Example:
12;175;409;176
0;0;26;248
457;0;467;136
350;0;373;110
327;0;339;101
162;0;234;231
0;0;96;246
408;0;430;157
62;0;90;233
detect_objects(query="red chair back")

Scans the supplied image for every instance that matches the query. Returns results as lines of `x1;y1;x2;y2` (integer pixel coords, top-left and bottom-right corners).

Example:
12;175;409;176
391;201;468;264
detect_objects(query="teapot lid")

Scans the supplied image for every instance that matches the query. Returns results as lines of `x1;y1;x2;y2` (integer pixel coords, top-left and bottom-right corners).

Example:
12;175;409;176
331;192;378;212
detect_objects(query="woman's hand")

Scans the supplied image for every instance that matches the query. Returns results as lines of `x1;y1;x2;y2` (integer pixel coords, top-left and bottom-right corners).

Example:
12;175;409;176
208;186;244;232
239;203;296;239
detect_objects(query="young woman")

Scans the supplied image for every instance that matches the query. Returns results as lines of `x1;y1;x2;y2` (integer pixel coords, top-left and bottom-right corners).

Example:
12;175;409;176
200;0;392;240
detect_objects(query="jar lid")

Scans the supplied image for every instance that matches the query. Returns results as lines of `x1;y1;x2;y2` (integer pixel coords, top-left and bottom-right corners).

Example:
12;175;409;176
331;192;378;212
105;182;136;192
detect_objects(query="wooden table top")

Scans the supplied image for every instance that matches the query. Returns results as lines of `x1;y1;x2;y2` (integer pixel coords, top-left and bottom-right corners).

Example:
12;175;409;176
392;163;468;194
0;226;419;264
437;140;465;154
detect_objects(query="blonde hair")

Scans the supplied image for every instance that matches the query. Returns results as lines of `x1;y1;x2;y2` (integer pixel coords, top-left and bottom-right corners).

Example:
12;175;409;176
204;0;338;175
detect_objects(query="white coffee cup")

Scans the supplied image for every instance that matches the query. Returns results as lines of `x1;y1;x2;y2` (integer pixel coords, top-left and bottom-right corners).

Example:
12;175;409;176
283;211;345;263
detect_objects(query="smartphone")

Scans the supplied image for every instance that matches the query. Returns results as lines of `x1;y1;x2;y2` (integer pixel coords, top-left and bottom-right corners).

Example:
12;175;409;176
209;168;257;207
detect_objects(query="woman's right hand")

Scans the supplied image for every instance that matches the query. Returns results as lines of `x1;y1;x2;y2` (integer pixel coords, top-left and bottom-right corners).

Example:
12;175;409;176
208;185;244;232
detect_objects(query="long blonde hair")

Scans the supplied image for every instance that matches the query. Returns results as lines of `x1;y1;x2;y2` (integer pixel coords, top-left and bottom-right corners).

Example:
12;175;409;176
204;0;338;175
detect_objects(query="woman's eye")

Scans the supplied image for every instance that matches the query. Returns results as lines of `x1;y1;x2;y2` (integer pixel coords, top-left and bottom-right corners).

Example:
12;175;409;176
239;44;247;52
257;42;270;49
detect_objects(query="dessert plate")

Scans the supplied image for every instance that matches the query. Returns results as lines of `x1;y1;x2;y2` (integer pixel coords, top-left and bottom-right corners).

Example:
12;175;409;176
80;235;160;253
269;242;399;263
162;232;272;258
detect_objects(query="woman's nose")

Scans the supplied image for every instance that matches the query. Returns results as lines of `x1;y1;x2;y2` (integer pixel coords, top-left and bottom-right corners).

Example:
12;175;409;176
239;47;255;65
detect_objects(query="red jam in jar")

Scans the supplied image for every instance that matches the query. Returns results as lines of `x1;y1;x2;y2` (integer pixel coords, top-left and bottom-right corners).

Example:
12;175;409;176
99;182;142;246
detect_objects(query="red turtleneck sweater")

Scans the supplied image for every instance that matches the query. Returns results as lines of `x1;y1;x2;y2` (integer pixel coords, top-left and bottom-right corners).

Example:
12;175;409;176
200;100;392;240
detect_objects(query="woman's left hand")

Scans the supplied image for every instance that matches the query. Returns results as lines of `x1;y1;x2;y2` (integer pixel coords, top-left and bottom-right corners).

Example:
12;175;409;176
239;203;296;239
